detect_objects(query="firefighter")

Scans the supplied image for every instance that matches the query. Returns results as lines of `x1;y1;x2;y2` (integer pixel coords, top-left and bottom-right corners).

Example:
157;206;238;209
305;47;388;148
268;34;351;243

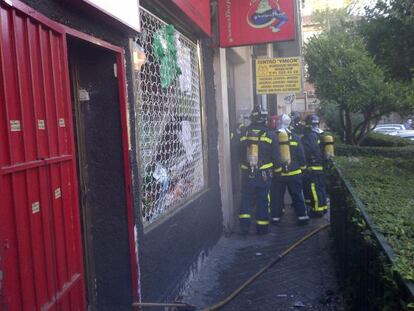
270;114;309;225
290;111;305;136
233;123;246;141
302;114;328;217
239;107;280;235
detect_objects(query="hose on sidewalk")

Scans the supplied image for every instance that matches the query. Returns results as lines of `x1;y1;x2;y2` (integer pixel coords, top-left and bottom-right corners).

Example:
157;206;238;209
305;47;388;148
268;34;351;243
132;223;330;311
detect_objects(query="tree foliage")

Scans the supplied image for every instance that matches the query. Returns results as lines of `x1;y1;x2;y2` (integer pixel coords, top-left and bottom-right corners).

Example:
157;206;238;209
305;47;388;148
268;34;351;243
305;26;405;145
358;0;414;82
318;100;363;139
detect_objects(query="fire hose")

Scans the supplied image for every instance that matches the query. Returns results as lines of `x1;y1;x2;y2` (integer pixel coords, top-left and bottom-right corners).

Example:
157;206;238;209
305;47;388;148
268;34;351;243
132;223;330;311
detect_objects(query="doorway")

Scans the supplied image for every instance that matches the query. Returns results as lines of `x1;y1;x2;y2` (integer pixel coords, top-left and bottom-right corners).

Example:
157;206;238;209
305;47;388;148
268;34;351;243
67;38;133;310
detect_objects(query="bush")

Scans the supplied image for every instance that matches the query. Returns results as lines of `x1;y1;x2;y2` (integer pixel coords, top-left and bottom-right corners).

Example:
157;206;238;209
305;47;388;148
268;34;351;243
361;132;414;147
336;144;414;159
335;156;414;282
329;174;403;310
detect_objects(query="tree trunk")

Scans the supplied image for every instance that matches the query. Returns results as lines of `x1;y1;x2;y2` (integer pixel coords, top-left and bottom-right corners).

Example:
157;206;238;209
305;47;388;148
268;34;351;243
339;108;346;142
344;109;354;145
356;120;370;145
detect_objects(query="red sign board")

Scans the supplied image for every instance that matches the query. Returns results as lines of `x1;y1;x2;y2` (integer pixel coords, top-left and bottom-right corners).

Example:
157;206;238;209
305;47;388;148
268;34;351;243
172;0;211;36
219;0;296;47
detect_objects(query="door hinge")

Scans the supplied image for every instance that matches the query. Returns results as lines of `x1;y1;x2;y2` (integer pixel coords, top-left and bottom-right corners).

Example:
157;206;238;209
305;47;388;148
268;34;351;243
113;63;118;78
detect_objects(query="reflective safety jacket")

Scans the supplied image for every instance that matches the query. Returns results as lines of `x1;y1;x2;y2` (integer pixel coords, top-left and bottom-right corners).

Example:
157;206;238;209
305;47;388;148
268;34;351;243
302;127;324;174
274;130;306;177
289;123;305;137
238;123;280;172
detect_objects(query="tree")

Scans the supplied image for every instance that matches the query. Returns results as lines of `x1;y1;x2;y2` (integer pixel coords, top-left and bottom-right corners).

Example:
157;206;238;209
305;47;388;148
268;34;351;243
304;27;410;145
358;0;414;82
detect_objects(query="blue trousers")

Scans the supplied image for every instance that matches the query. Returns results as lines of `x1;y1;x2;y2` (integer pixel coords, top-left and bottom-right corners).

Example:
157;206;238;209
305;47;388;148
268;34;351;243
239;171;271;233
270;174;307;219
303;173;328;215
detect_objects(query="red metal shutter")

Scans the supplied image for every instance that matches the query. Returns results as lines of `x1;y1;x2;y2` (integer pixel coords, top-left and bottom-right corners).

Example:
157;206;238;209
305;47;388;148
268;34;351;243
0;3;86;310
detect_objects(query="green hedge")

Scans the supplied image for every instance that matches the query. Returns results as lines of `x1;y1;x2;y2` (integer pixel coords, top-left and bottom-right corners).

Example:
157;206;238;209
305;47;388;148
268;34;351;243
361;132;414;147
335;156;414;282
336;144;414;159
329;173;403;310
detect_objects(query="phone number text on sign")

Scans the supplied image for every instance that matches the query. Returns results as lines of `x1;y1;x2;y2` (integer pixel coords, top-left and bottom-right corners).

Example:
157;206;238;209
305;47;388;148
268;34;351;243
256;57;301;94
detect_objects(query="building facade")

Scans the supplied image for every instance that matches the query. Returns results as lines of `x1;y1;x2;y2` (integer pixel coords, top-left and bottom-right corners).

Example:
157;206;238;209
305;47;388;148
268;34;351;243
134;0;223;303
0;0;223;309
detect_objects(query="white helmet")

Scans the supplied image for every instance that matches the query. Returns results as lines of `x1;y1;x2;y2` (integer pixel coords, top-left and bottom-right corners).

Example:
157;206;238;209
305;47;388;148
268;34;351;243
279;114;291;130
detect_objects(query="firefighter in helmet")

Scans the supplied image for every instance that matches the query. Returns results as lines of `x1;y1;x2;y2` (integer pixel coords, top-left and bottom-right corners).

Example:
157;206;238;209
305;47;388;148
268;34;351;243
290;111;305;136
239;107;280;235
270;114;309;225
302;114;328;217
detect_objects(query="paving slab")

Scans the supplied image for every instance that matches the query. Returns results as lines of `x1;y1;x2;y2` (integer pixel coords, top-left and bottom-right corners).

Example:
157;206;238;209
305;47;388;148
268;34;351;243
178;206;344;311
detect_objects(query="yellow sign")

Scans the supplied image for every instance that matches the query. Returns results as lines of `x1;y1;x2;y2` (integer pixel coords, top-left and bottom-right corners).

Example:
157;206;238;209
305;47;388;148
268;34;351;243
256;57;302;94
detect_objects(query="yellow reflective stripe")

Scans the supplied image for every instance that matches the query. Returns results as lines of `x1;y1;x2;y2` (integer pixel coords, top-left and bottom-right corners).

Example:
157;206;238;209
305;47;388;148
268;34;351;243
239;214;251;219
309;166;323;171
231;133;234;139
260;137;272;144
241;163;273;170
259;163;273;170
290;141;298;146
319;205;328;211
281;169;302;176
241;136;272;143
274;167;282;173
268;192;271;210
311;182;319;211
300;166;306;170
256;220;269;225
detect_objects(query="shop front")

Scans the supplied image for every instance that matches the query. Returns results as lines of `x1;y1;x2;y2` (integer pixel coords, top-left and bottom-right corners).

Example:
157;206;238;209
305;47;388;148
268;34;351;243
134;0;223;303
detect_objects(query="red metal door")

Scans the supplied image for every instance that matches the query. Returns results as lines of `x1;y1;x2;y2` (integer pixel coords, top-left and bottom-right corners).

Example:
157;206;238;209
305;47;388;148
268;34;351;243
0;2;86;310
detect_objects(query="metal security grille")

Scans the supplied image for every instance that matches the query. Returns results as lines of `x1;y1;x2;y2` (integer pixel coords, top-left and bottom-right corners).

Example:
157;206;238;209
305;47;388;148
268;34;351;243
136;8;205;226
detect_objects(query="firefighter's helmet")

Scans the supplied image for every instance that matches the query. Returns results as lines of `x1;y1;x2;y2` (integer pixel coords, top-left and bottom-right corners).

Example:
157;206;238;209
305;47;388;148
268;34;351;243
305;114;320;127
251;107;268;124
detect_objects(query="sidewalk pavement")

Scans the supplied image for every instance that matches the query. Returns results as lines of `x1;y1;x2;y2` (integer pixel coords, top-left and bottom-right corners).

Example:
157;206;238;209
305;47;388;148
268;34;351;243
178;207;344;311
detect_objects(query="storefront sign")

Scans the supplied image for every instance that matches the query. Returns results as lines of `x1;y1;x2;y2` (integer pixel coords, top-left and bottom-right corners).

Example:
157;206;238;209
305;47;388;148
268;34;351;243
78;0;140;31
172;0;211;36
219;0;296;47
256;57;301;94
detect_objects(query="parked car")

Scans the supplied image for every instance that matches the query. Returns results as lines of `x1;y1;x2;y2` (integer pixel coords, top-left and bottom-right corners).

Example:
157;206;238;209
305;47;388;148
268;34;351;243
388;130;414;141
373;124;407;134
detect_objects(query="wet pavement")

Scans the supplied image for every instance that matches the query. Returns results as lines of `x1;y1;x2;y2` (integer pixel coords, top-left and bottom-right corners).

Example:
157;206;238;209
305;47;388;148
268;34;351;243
178;207;344;311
